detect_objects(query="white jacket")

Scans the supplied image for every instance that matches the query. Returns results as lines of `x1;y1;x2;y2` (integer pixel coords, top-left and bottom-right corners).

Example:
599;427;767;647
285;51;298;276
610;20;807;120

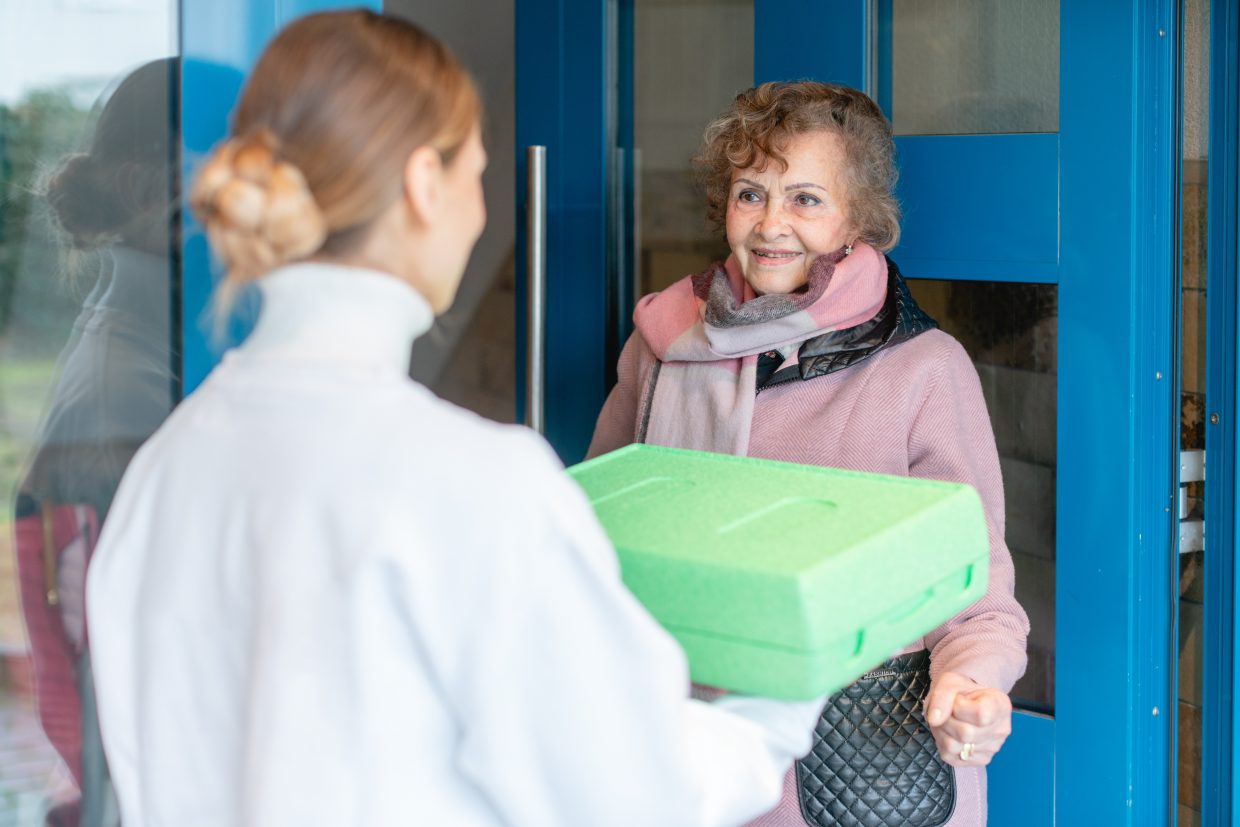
86;263;823;827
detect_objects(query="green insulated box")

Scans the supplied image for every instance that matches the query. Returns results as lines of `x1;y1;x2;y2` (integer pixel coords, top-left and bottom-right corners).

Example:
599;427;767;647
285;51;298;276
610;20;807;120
568;444;989;700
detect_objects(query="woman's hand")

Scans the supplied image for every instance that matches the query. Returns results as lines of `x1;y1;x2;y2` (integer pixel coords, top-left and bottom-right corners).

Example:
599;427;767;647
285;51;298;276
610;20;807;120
923;671;1013;768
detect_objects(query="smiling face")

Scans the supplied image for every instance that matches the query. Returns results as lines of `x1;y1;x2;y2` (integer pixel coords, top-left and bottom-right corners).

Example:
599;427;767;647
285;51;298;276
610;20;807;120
725;129;855;296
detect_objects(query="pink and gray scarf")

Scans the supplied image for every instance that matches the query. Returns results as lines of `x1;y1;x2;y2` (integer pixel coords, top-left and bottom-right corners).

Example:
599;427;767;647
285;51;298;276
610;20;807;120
633;242;888;456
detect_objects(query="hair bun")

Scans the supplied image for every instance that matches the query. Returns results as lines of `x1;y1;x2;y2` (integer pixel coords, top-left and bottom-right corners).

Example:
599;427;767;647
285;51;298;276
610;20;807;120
46;153;119;246
191;130;327;279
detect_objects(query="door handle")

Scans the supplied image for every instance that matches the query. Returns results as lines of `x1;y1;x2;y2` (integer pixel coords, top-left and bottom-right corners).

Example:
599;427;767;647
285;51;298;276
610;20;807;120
525;145;547;434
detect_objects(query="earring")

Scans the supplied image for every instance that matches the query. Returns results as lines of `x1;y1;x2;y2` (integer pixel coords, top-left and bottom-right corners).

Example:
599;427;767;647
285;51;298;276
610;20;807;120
843;243;854;256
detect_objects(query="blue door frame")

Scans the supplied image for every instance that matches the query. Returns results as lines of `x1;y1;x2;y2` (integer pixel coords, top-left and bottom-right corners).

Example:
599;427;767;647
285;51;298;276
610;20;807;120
1205;0;1240;822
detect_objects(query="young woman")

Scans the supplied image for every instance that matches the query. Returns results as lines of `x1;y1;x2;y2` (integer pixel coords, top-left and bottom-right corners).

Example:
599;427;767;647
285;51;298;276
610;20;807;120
85;12;826;827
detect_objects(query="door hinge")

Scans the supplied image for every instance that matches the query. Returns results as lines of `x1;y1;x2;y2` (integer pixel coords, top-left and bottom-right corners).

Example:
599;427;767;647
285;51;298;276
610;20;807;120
1179;449;1204;554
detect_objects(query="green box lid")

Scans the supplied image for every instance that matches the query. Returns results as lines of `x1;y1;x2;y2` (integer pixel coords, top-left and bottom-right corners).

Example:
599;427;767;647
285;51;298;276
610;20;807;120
568;444;989;700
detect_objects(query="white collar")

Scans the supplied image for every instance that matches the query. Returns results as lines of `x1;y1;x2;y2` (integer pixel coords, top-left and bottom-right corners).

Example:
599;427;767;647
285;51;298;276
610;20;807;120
234;262;434;375
99;245;173;323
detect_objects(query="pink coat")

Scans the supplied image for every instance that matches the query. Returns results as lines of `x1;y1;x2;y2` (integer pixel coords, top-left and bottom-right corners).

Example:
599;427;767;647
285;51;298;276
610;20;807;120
589;325;1030;827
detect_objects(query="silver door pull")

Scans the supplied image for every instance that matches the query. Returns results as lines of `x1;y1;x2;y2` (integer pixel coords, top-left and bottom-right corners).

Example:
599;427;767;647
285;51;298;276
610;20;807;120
526;145;547;434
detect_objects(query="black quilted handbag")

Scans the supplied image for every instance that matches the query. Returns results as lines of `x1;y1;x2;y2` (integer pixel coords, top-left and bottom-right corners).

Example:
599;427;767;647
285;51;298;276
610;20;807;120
796;650;955;827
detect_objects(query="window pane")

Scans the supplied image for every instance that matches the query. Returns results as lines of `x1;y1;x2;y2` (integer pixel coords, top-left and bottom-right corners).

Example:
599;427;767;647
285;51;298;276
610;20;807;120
889;0;1059;136
0;2;179;823
634;0;752;295
906;279;1058;711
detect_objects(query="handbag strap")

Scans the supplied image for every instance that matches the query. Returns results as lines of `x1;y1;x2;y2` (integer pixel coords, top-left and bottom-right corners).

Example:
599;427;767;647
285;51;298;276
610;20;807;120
41;499;61;606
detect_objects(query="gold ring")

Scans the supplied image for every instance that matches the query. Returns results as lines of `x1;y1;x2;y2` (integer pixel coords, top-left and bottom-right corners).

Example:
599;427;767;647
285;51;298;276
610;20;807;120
959;742;975;761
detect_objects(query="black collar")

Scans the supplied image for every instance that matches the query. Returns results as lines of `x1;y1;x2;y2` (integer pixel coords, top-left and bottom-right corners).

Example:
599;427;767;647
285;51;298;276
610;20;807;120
756;257;939;392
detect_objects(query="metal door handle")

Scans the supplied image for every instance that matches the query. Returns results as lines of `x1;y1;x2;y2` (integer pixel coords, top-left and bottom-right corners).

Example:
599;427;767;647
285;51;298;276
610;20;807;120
526;145;547;434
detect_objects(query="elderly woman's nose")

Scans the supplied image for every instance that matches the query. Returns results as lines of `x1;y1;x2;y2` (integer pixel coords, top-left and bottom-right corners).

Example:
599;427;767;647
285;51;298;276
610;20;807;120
755;200;789;237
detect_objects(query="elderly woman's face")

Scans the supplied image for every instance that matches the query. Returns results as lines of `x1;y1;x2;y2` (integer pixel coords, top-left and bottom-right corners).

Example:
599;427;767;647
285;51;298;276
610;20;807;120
725;129;854;296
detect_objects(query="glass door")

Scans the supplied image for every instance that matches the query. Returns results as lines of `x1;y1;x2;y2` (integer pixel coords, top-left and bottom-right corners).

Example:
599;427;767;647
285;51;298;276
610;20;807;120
519;0;1184;821
870;5;1062;823
771;2;1182;822
628;0;753;300
881;1;1059;721
516;0;613;461
0;2;374;824
0;5;179;824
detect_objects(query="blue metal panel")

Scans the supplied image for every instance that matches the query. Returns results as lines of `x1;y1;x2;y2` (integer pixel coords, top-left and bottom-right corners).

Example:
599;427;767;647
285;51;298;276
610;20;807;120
1204;0;1240;821
1128;2;1179;822
988;712;1054;826
276;0;352;14
516;0;611;464
893;134;1059;284
181;0;272;394
1058;0;1177;823
753;0;867;89
180;0;379;395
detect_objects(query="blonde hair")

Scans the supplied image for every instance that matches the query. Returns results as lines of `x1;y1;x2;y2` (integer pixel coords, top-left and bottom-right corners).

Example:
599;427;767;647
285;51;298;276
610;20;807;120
190;10;480;304
695;81;900;252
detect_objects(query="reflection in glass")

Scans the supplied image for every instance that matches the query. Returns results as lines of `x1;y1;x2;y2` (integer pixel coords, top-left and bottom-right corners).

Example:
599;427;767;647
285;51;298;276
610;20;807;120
889;0;1059;136
1178;0;1208;821
0;7;178;823
906;279;1058;711
633;0;752;296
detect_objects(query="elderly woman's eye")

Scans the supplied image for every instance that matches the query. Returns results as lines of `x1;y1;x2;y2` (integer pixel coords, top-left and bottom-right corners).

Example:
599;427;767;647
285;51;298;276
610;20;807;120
737;189;762;204
794;193;822;207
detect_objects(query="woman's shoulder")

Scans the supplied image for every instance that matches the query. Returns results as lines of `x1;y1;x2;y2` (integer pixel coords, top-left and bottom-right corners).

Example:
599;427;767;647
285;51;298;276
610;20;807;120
867;327;973;381
378;386;607;570
356;380;581;507
383;379;563;473
190;366;566;500
808;329;979;416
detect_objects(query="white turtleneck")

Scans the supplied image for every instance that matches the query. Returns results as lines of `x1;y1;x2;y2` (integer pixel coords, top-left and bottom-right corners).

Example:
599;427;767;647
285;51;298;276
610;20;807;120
238;262;432;374
86;262;823;827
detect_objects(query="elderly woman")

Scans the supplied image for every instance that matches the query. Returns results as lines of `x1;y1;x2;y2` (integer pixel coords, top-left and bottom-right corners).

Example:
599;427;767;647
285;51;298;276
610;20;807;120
589;82;1029;827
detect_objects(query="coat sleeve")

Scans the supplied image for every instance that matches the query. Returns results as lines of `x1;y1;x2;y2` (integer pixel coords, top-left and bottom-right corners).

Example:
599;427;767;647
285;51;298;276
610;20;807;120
444;432;824;827
586;332;653;459
906;337;1030;693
